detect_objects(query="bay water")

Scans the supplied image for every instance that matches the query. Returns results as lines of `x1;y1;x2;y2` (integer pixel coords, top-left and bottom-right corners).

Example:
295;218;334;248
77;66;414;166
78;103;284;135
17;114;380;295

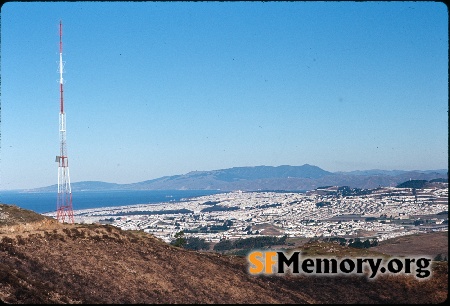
0;190;222;214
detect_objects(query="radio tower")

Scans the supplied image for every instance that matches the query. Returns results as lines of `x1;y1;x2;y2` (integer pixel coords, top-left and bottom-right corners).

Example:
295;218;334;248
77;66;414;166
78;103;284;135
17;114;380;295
55;20;74;223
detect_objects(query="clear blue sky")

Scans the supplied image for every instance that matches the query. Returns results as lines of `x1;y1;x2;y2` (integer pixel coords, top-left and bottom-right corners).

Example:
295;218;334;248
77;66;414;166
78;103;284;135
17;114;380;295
1;1;448;190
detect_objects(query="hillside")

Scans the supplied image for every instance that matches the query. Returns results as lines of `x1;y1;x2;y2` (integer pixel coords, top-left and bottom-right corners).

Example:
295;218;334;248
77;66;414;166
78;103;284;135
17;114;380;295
396;179;449;189
26;165;448;192
371;231;448;259
0;204;447;304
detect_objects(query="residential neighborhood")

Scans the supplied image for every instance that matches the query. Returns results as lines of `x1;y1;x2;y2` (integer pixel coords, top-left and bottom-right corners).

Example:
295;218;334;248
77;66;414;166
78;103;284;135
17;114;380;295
45;184;448;244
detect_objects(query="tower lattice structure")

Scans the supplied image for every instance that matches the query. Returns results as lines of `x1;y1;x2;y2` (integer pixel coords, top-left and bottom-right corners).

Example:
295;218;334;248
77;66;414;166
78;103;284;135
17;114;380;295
56;20;74;224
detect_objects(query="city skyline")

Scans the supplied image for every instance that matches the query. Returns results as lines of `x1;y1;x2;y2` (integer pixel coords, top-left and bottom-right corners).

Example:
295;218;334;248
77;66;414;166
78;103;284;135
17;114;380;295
1;2;448;190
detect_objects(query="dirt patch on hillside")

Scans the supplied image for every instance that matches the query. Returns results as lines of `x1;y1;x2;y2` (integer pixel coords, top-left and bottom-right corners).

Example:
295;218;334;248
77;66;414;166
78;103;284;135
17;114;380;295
372;231;448;258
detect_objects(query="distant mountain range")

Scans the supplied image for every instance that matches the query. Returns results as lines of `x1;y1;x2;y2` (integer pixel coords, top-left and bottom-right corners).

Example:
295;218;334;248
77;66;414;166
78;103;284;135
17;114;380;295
27;164;448;192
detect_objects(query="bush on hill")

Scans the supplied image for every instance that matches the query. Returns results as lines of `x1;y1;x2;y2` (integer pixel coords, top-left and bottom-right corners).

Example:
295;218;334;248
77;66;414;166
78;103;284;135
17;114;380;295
213;235;287;252
396;180;427;189
429;178;448;183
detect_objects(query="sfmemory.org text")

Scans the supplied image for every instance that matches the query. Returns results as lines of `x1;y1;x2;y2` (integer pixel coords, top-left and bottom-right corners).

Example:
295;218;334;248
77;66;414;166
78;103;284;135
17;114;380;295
247;251;432;279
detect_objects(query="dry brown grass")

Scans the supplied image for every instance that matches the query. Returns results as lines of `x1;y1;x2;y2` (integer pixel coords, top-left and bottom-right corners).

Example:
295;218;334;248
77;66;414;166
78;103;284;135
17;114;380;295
372;231;448;258
0;204;447;304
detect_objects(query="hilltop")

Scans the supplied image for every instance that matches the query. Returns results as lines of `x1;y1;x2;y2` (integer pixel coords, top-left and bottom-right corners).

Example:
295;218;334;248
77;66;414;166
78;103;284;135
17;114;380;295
25;164;448;192
396;178;449;189
0;204;447;303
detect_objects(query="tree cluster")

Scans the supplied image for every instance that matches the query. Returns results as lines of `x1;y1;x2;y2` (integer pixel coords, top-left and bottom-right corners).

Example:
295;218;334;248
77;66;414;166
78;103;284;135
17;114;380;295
213;235;287;252
200;205;239;213
324;237;378;248
348;238;378;248
337;186;372;197
170;231;210;250
433;253;448;262
396;180;427;189
316;201;331;207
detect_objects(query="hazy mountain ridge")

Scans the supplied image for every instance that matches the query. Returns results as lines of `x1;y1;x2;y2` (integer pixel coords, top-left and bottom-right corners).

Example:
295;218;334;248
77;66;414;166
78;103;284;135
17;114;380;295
27;165;447;192
335;169;446;176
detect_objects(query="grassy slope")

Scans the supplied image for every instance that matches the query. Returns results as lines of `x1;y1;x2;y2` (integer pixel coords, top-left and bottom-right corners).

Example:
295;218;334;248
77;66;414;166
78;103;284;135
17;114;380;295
0;204;447;303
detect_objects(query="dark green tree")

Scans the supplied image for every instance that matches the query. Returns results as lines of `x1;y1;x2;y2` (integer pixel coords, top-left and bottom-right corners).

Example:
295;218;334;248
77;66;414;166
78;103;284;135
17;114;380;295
184;237;210;251
433;253;443;261
213;239;234;251
370;238;379;247
171;231;186;248
349;238;364;249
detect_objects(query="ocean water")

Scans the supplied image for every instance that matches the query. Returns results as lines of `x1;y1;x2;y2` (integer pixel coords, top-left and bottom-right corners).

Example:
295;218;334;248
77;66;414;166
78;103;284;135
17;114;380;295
0;190;222;214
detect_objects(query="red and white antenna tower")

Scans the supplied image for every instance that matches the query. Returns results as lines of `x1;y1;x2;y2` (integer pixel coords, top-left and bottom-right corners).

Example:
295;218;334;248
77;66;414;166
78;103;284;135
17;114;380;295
55;20;74;223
